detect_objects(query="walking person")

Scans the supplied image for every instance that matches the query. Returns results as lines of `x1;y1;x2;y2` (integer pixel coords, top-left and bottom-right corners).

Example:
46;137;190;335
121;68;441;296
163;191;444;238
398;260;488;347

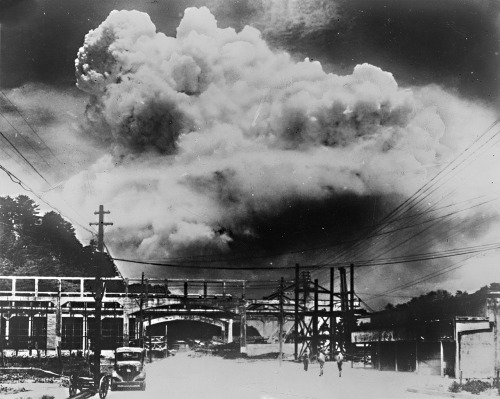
302;350;310;371
336;351;344;377
317;351;326;376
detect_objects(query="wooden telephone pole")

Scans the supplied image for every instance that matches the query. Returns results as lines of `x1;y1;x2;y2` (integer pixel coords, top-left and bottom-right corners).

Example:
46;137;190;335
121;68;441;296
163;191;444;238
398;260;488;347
89;206;112;386
278;277;284;366
90;205;113;252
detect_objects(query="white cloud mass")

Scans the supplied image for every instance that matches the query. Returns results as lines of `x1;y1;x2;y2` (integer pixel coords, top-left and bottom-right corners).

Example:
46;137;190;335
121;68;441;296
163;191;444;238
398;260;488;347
67;7;497;271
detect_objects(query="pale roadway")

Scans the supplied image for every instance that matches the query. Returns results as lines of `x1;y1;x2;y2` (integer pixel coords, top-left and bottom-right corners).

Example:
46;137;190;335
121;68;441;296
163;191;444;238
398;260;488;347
107;351;452;399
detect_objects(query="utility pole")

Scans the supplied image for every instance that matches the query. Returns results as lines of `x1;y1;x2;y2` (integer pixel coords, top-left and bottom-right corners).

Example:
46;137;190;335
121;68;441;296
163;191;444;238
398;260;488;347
330;268;335;360
139;272;145;348
294;264;299;360
89;205;111;387
89;205;113;252
92;274;105;387
146;278;152;363
313;279;319;356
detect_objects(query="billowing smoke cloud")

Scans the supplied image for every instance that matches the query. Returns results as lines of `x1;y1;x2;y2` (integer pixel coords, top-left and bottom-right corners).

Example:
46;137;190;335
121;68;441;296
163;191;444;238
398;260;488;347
69;7;497;283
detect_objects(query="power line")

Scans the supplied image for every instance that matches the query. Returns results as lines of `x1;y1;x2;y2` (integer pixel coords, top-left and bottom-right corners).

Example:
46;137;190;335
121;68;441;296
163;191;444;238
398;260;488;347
0;162;94;234
111;257;300;270
112;240;500;271
333;242;500;267
0;90;62;164
315;119;500;268
360;255;477;304
0;129;50;185
127;194;494;269
0;111;51;167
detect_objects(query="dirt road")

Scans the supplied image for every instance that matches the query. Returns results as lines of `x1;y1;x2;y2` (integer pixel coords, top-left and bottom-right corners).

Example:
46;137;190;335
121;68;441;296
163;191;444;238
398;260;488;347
107;351;451;399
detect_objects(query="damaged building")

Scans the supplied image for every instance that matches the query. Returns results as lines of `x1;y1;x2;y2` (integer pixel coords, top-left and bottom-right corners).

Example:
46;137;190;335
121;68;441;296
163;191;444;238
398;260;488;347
352;287;500;379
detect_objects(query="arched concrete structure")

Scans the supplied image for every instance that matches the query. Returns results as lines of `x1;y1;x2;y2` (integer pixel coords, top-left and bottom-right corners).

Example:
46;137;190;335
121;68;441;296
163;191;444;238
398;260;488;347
146;315;226;329
140;315;234;343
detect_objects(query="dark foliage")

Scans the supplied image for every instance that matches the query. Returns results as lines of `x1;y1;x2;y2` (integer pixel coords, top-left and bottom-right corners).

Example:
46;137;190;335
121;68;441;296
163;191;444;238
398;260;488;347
449;380;491;395
462;380;491;395
0;195;116;278
381;284;500;325
448;381;461;393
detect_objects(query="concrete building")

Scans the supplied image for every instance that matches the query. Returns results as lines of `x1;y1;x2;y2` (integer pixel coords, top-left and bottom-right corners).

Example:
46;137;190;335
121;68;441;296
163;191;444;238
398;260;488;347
351;289;500;379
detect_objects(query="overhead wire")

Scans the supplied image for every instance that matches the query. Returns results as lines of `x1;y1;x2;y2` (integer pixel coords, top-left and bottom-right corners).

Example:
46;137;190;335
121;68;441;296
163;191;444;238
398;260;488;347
346;188;459;265
111;239;500;271
360;254;477;303
0;90;62;164
105;118;500;307
312;121;500;301
332;125;500;281
0;111;52;167
313;119;500;269
0;129;51;185
128;193;495;268
0;162;94;234
340;129;500;290
0;140;15;161
302;193;498;291
353;197;497;265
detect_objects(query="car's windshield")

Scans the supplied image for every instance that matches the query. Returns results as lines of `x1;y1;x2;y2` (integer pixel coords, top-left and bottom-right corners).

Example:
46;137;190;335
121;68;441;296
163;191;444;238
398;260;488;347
116;352;142;362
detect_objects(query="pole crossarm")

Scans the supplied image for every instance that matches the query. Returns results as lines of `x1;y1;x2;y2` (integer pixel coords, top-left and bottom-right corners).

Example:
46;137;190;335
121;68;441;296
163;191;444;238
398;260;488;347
89;205;113;252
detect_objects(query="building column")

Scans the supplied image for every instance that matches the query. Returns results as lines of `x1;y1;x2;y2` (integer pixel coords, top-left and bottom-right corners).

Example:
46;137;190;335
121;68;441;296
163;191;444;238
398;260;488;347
28;315;32;342
228;319;233;343
454;318;461;380
395;341;398;372
123;313;129;347
240;305;247;354
440;341;444;377
4;317;9;340
82;314;88;351
56;283;62;353
378;337;381;370
46;299;58;350
415;340;419;373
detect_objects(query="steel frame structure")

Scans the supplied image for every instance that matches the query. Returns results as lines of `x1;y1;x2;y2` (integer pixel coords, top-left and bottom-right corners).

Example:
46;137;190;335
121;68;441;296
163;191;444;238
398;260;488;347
247;264;367;360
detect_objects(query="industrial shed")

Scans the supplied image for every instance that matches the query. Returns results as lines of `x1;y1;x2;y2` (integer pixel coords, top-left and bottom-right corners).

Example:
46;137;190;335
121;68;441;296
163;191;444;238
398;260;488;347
352;290;500;379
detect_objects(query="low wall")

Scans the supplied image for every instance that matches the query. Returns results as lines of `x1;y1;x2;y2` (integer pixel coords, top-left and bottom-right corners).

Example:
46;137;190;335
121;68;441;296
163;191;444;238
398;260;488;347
246;343;295;357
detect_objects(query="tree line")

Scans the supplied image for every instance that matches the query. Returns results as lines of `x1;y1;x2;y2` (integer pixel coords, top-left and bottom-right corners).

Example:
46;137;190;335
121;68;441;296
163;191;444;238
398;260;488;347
0;195;116;279
379;283;500;323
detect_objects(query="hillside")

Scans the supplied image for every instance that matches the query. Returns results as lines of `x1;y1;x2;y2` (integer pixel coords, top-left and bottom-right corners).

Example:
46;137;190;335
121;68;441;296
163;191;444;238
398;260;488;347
0;195;116;279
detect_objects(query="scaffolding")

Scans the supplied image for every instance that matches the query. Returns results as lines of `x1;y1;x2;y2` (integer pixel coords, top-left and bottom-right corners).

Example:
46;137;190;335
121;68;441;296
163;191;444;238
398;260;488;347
247;264;367;360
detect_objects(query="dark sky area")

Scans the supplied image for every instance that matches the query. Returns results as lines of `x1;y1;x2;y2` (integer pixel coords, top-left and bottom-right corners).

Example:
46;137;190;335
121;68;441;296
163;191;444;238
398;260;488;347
1;0;499;103
279;0;500;102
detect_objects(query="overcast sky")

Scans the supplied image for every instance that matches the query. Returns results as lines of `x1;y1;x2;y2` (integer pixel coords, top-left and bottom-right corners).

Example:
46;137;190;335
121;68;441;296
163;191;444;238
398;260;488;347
0;0;499;308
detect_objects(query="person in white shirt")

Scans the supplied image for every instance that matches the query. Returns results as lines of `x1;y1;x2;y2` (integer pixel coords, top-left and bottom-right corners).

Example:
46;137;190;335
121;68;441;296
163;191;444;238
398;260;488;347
317;351;326;376
335;351;344;377
302;350;310;371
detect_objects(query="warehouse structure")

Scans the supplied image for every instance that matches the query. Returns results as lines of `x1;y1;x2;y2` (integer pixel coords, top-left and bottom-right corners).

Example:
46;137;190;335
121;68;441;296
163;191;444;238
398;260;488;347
352;288;500;379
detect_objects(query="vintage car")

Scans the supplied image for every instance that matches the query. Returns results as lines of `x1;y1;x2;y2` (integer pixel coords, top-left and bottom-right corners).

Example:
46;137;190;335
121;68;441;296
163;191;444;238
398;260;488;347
110;347;146;391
